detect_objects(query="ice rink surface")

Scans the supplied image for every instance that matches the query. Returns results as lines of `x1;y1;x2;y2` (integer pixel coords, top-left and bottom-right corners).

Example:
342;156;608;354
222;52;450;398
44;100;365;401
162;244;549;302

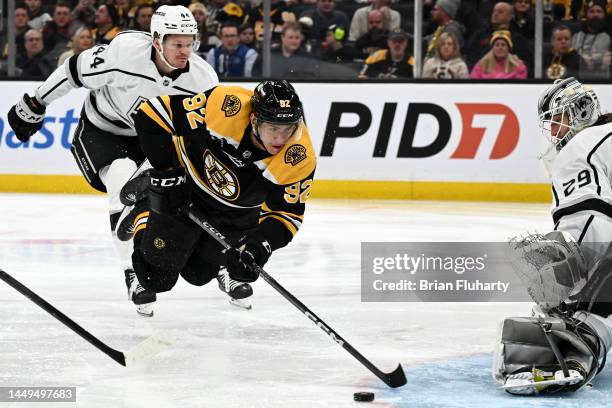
1;194;611;408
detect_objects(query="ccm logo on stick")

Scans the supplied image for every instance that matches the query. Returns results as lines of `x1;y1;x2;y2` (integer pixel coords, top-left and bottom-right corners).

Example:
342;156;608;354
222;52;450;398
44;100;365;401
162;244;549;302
304;311;345;346
321;102;519;159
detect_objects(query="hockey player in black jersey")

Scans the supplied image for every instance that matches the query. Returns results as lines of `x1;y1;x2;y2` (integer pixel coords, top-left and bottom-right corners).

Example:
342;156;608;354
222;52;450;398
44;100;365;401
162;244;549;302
117;80;316;311
6;5;220;317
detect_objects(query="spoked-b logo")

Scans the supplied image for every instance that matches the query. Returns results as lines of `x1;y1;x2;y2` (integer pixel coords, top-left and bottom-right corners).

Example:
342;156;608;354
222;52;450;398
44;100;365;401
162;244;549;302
320;102;520;159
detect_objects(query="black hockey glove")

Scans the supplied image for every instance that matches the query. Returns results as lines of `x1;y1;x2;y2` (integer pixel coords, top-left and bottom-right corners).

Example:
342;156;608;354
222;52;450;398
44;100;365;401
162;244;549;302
8;94;46;142
148;168;188;216
225;234;272;282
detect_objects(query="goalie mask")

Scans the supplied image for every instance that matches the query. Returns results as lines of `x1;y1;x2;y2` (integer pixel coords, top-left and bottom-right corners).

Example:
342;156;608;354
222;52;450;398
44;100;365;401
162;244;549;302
151;5;200;70
537;77;601;151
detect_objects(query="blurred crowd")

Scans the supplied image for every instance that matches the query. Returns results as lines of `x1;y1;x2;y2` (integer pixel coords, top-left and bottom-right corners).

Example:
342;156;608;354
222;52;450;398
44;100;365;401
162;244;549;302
1;0;611;80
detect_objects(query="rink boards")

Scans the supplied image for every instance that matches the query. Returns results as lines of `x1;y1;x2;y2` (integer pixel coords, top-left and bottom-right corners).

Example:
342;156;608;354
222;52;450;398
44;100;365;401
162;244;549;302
1;81;611;201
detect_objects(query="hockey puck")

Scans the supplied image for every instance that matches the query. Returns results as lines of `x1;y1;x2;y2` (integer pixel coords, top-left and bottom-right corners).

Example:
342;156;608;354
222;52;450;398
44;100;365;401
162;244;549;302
353;392;375;402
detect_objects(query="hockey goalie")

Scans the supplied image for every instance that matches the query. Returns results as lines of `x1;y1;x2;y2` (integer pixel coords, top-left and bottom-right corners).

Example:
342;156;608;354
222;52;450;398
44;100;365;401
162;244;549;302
494;77;612;395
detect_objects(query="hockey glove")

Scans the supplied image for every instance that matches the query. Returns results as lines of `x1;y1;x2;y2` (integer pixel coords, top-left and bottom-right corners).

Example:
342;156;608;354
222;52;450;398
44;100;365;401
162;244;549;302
225;234;272;282
8;94;46;142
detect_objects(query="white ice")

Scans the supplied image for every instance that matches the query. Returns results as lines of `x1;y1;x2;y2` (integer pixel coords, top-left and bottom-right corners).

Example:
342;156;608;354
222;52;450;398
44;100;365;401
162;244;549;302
0;194;556;407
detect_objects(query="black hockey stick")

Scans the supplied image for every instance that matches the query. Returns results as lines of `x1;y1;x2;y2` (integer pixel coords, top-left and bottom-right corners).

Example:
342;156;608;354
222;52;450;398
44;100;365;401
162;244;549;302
0;269;172;367
188;206;407;388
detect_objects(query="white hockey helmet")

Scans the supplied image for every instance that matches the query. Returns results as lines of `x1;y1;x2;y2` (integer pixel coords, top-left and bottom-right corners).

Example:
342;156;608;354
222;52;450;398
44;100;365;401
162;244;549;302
150;5;200;50
537;77;601;151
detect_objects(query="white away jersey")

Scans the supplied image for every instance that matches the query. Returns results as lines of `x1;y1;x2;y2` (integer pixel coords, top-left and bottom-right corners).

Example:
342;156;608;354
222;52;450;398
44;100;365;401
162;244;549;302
551;122;612;255
34;31;219;136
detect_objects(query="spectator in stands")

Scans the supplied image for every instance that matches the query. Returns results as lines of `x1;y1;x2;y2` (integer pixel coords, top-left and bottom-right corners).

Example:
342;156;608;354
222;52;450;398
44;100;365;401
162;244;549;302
470;29;527;79
348;0;401;42
239;23;257;49
17;29;55;78
424;0;465;58
25;0;51;30
42;2;82;57
57;26;93;66
300;0;350;42
189;2;221;58
248;0;296;44
453;0;481;43
11;4;31;60
544;25;580;80
252;22;319;78
207;22;258;78
132;4;153;32
206;0;228;35
464;1;532;74
354;9;389;59
571;0;611;79
72;0;96;28
92;3;122;45
320;24;355;62
422;32;469;78
209;1;246;37
512;0;534;40
358;28;414;79
114;0;133;28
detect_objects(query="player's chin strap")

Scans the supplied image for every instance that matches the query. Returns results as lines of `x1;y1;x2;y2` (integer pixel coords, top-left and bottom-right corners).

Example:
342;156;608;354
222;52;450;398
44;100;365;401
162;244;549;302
154;36;199;72
155;42;181;71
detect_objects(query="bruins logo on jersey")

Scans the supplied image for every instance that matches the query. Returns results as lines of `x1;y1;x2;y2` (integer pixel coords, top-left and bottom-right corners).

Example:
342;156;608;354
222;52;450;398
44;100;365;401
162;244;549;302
284;144;307;166
221;94;241;117
203;149;240;200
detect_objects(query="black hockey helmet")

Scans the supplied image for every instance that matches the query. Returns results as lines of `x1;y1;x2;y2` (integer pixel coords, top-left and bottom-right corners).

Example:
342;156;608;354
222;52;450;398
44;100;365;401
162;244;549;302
251;80;303;125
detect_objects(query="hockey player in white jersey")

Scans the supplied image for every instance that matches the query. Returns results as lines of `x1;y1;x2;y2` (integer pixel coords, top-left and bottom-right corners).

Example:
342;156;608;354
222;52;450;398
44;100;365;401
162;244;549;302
6;5;237;317
495;78;612;395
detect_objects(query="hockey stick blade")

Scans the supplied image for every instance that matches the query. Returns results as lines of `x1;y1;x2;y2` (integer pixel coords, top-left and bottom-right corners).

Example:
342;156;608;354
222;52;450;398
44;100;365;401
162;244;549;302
385;363;407;388
0;269;168;367
123;330;175;366
188;207;407;388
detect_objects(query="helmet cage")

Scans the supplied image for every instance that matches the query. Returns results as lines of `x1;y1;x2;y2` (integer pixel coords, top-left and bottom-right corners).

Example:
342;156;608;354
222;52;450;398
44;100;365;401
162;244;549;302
538;81;600;151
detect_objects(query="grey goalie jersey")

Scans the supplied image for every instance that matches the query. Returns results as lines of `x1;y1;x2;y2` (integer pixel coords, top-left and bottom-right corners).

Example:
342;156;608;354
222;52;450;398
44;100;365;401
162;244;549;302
34;31;219;136
551;122;612;265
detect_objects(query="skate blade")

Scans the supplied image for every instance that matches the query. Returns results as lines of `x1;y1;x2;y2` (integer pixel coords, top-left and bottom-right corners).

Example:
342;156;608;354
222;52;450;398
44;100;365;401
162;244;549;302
229;297;252;310
123;330;175;366
136;303;154;317
503;371;583;393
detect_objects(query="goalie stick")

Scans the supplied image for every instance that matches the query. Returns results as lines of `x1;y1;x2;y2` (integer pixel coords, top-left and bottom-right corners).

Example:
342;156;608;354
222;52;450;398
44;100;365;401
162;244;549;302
0;269;172;367
187;205;407;389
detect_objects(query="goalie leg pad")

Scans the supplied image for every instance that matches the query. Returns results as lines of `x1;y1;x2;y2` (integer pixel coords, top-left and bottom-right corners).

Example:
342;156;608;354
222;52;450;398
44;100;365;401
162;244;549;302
574;256;612;317
493;314;609;393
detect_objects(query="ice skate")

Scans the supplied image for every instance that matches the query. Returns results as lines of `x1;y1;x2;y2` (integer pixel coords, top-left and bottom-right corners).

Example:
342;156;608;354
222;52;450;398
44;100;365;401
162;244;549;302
125;269;156;317
217;269;253;310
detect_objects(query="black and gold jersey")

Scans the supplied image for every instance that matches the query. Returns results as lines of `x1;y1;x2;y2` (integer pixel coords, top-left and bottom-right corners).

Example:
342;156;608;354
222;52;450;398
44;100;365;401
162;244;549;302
134;85;316;250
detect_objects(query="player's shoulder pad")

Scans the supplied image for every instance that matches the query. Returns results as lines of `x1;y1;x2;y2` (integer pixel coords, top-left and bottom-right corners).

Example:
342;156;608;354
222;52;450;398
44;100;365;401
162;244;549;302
204;85;253;144
261;123;317;186
185;55;220;88
553;123;612;174
102;30;151;65
365;49;388;65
